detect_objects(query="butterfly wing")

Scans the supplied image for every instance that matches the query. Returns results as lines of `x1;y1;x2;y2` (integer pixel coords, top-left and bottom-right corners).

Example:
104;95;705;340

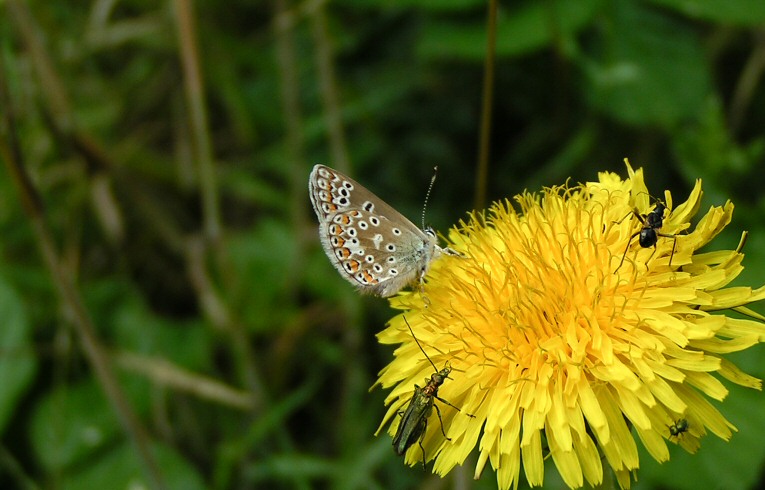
309;164;414;226
309;164;438;297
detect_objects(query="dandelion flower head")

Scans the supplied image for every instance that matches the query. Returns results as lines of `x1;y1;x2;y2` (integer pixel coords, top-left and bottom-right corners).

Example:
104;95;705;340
375;160;765;489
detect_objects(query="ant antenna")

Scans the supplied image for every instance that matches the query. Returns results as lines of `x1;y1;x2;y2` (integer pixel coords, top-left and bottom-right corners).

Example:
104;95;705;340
403;316;439;373
421;166;438;230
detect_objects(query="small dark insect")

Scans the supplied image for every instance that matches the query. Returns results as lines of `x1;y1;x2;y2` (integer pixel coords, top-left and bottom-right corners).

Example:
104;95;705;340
392;317;473;467
668;418;690;438
615;200;678;273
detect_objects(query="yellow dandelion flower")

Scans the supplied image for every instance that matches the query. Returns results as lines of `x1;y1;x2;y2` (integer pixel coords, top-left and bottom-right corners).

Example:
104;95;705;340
374;160;765;489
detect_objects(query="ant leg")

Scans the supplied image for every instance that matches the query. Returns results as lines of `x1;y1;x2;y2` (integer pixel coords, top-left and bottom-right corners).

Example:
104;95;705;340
669;235;677;268
656;233;678;268
615;231;640;273
613;211;633;225
645;245;658;268
614;208;645;226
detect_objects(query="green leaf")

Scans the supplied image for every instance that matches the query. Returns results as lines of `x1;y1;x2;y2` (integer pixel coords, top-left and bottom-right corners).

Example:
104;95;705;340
62;441;205;490
111;295;212;369
337;0;485;10
30;373;159;472
0;276;36;433
418;0;605;60
648;0;765;25
581;1;712;127
226;219;299;332
30;380;122;471
673;98;765;191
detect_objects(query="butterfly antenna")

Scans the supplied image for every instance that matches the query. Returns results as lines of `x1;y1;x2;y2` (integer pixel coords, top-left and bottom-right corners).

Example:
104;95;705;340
422;166;438;230
403;316;439;372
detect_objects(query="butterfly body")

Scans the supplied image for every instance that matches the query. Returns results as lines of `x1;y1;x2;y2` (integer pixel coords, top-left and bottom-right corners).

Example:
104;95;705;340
309;164;447;297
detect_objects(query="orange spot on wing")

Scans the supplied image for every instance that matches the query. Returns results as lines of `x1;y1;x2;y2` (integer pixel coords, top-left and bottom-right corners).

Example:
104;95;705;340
347;260;360;272
361;271;378;284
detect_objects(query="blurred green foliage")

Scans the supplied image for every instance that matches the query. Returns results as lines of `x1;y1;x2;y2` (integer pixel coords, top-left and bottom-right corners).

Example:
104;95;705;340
1;0;765;489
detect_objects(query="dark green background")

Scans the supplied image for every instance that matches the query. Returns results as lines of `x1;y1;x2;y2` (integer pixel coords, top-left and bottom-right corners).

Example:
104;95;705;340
2;0;765;488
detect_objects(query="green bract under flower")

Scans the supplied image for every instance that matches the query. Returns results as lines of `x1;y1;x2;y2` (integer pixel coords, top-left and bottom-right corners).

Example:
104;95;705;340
375;161;765;489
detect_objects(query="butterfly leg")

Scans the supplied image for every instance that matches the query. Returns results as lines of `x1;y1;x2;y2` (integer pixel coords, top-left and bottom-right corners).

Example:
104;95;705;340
442;246;464;257
418;267;432;307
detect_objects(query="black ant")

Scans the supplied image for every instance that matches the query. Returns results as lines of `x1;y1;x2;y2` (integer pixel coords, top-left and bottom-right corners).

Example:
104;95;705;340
615;200;678;273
